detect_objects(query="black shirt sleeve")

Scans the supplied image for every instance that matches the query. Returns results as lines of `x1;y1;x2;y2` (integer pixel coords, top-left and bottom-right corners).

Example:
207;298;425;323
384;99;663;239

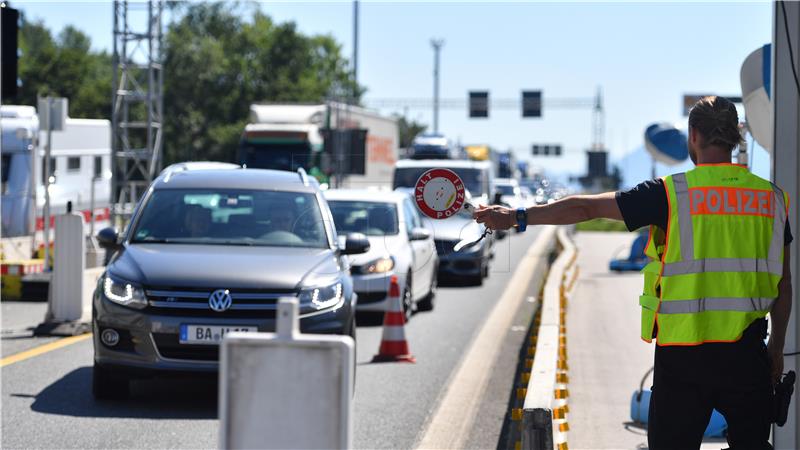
614;178;668;232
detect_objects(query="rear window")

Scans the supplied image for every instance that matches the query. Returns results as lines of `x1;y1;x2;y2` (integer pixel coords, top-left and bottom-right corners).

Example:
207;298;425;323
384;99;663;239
393;166;487;197
328;200;399;236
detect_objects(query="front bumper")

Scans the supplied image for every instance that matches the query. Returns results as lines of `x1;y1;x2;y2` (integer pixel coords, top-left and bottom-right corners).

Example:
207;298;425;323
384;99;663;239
438;250;486;277
351;271;393;312
93;294;354;374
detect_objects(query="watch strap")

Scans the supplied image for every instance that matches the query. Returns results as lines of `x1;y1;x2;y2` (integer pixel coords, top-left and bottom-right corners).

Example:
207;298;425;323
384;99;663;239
516;208;527;232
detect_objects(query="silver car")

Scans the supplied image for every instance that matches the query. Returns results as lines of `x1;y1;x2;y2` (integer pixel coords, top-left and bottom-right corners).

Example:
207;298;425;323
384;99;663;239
92;167;369;399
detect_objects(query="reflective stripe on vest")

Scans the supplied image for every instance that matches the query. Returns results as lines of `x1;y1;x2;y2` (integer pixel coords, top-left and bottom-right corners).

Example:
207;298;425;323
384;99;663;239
661;258;783;276
656;297;774;314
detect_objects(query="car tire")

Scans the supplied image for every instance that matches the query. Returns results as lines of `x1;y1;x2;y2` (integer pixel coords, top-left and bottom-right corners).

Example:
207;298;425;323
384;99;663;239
469;273;484;286
92;363;130;400
402;275;413;322
418;271;437;312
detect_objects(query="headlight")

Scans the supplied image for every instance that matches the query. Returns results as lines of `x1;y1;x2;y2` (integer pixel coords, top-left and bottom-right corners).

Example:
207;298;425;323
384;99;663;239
299;282;343;310
103;275;147;309
360;256;394;274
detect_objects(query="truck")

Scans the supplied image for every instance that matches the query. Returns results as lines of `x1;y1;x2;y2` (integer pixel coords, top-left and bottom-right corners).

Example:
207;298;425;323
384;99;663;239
1;104;111;258
239;102;399;188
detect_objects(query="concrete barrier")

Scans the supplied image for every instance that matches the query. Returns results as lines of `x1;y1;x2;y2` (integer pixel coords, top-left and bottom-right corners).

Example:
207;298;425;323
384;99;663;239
521;227;577;450
34;212;93;335
219;298;354;449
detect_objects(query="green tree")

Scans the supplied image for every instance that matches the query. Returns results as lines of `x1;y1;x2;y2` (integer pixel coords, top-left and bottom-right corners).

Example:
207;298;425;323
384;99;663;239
163;2;364;164
17;18;111;119
395;115;427;148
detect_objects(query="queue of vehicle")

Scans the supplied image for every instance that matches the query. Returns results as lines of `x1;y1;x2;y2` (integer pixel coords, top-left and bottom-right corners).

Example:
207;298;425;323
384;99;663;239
89;121;555;398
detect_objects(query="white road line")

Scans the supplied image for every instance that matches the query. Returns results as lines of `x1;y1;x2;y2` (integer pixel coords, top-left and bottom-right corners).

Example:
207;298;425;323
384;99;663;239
416;226;558;450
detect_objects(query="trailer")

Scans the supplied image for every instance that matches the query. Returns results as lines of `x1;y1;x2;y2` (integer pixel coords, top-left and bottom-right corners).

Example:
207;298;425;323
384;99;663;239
1;105;111;259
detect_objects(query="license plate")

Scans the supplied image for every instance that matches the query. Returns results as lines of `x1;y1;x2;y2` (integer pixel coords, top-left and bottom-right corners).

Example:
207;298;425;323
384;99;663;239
179;325;256;345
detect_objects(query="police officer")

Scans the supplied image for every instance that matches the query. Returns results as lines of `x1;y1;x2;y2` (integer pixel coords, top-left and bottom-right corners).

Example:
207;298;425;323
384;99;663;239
474;96;793;449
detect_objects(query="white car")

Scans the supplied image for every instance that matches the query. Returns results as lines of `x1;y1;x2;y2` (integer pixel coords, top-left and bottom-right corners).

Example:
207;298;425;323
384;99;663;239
494;178;526;209
324;189;439;318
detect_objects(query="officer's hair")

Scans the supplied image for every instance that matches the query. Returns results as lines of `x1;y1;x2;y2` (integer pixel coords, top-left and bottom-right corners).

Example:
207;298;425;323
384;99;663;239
688;96;743;152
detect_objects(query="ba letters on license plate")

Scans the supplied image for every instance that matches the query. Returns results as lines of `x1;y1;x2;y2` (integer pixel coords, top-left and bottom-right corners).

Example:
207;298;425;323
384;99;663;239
179;325;255;344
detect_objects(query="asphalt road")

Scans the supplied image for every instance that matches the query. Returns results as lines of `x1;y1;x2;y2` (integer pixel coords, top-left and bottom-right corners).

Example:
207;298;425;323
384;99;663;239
1;228;545;449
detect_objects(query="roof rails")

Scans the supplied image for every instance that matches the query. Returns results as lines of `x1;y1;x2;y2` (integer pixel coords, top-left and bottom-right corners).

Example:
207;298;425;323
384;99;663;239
160;161;240;182
297;167;310;186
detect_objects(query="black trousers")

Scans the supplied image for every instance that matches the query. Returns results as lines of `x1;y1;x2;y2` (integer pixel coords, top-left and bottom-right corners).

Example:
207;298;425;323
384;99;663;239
647;319;774;450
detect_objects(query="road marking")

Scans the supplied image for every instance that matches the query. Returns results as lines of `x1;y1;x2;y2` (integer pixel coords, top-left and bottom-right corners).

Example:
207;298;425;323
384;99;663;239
416;226;558;450
1;333;92;368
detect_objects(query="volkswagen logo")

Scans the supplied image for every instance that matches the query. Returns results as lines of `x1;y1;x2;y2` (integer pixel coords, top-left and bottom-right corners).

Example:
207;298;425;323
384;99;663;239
208;289;233;312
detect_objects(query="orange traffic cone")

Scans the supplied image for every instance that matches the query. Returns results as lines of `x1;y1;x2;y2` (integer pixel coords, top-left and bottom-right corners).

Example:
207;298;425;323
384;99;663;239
372;275;416;363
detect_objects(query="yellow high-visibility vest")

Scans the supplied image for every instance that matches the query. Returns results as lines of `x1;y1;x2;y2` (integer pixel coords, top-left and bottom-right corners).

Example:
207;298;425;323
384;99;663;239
639;164;789;345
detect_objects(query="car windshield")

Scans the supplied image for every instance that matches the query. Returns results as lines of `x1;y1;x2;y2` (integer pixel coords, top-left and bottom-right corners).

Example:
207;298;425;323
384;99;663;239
496;184;516;196
328;200;399;236
131;189;328;248
393;167;485;197
239;141;311;171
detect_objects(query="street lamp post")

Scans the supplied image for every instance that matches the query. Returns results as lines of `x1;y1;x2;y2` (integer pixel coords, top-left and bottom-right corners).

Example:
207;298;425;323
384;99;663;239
431;38;444;134
352;0;359;102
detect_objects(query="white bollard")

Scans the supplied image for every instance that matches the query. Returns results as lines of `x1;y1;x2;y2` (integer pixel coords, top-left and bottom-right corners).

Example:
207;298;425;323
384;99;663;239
35;211;90;335
219;298;354;450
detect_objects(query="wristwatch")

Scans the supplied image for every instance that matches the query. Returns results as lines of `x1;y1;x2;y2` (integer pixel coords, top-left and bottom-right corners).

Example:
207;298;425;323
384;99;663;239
516;208;527;232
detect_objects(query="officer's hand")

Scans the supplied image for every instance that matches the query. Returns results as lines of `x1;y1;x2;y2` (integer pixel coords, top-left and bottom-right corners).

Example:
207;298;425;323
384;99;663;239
767;339;784;385
473;204;515;230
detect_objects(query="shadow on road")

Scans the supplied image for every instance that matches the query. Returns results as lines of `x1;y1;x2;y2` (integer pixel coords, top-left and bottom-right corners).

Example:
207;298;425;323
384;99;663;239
23;367;218;419
355;311;384;327
623;420;648;435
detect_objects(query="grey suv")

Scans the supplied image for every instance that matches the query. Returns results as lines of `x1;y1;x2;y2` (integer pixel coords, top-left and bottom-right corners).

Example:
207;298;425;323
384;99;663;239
93;166;369;399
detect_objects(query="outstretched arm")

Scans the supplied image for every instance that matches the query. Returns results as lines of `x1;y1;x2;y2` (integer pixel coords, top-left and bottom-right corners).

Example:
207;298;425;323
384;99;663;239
473;192;623;230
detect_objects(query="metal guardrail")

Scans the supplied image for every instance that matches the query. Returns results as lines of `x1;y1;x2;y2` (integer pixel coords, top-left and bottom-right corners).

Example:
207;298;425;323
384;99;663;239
521;227;578;450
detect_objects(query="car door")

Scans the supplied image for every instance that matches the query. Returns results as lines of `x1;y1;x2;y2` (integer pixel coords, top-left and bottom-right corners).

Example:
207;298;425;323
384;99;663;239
403;198;433;299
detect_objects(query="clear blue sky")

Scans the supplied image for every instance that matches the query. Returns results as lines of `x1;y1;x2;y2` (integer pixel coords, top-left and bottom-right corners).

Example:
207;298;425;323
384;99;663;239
16;1;774;182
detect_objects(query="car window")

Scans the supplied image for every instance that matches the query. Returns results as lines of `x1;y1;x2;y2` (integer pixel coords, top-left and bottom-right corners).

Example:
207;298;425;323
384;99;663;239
404;199;422;229
328;200;399;236
496;184;515;196
131;189;328;248
394;166;486;198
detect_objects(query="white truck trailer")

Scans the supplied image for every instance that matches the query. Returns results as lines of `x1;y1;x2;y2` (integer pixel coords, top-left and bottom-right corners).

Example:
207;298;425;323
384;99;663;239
239;102;399;188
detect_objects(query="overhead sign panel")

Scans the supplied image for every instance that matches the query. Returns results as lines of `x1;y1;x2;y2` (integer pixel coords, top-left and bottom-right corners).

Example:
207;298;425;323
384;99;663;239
683;94;743;116
469;91;489;118
531;144;562;156
522;90;542;118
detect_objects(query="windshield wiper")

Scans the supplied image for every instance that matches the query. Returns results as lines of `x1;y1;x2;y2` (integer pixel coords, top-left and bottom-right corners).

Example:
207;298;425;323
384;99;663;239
131;237;174;244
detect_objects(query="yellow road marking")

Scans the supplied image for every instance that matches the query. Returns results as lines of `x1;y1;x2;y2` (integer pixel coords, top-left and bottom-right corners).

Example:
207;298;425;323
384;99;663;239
1;333;92;368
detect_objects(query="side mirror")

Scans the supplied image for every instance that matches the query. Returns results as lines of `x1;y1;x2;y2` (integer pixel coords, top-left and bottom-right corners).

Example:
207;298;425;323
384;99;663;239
342;233;370;255
97;227;121;250
409;227;431;241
